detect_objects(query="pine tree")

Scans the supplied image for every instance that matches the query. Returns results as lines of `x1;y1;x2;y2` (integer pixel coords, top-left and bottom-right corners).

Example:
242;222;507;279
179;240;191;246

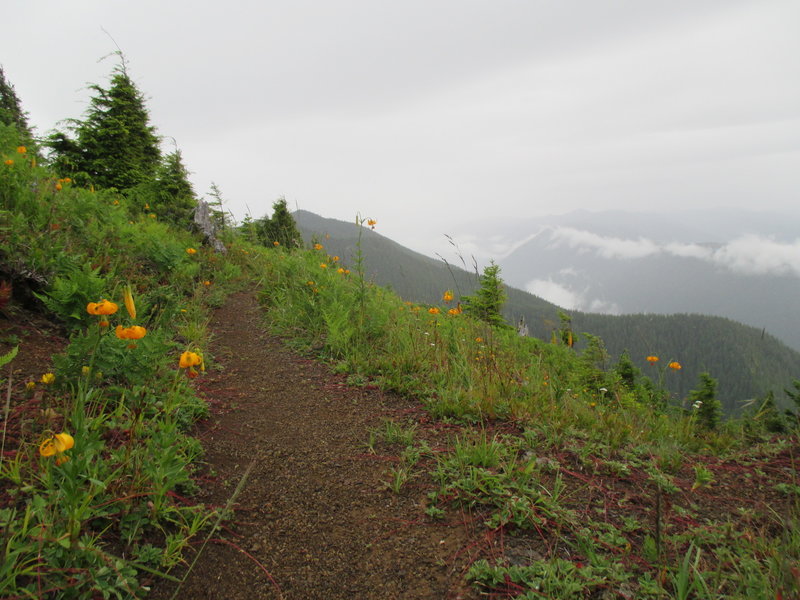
461;261;510;329
0;65;34;145
48;57;160;189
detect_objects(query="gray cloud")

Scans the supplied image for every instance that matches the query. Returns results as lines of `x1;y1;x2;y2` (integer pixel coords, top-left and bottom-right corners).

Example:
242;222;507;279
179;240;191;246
543;227;800;278
3;0;799;257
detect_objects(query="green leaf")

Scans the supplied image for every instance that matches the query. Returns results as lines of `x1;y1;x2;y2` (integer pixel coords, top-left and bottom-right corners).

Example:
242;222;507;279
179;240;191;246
0;345;18;369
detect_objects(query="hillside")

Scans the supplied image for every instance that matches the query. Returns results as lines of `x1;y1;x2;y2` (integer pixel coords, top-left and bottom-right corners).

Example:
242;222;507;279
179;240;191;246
295;210;800;413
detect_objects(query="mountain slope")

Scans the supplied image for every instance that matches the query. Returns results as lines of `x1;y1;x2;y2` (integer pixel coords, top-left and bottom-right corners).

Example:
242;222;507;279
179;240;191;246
491;210;800;351
295;210;800;414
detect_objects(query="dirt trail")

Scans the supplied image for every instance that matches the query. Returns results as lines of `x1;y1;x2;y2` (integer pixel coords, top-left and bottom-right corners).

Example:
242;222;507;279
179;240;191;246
150;291;476;600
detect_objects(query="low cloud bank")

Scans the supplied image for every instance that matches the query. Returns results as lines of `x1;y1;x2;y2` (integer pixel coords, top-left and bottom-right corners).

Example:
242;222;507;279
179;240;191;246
545;227;800;277
525;278;621;314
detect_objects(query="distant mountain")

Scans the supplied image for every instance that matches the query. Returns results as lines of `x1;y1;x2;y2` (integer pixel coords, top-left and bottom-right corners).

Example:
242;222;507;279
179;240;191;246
472;209;800;351
294;210;800;415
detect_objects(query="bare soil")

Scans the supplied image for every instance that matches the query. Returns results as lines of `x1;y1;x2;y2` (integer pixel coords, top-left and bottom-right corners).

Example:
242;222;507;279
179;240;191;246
147;291;478;600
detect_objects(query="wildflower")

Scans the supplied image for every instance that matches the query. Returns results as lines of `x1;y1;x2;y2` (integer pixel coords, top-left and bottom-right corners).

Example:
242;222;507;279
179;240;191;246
475;337;483;343
144;203;150;210
668;361;681;370
16;146;26;154
123;284;136;319
443;290;454;303
25;381;36;391
186;247;197;255
273;241;280;247
337;267;346;274
113;199;120;206
428;307;440;315
448;308;460;316
39;432;74;460
344;269;350;275
149;213;157;219
203;280;211;286
320;263;328;269
367;219;377;229
692;400;703;409
589;402;597;408
646;356;659;364
115;325;147;340
314;243;324;251
307;280;315;286
55;183;63;191
332;256;339;262
81;366;91;376
40;373;55;385
3;159;12;166
63;177;71;183
179;351;203;379
87;299;119;316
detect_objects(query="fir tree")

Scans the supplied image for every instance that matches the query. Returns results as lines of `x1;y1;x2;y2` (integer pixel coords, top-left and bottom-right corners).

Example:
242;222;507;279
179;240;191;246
254;198;302;249
0;65;34;145
614;350;639;390
689;372;721;431
461;261;510;329
269;197;303;249
48;57;161;189
150;149;196;227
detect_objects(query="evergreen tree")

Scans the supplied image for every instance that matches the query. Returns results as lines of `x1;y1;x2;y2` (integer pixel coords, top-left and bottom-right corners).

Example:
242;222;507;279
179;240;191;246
48;58;160;189
0;65;34;145
207;182;228;231
269;197;303;249
614;350;639;390
755;390;787;433
689;372;721;431
461;261;510;329
149;149;196;227
254;198;302;249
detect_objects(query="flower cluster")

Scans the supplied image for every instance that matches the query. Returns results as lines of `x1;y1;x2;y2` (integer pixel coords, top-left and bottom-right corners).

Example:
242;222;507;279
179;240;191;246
87;287;147;347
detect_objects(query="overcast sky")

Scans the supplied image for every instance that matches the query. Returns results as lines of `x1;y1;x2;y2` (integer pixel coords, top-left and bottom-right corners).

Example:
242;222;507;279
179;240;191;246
4;0;799;258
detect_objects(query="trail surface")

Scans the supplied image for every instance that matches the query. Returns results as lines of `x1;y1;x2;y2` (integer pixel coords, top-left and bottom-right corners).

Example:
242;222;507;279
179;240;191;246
151;291;475;600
